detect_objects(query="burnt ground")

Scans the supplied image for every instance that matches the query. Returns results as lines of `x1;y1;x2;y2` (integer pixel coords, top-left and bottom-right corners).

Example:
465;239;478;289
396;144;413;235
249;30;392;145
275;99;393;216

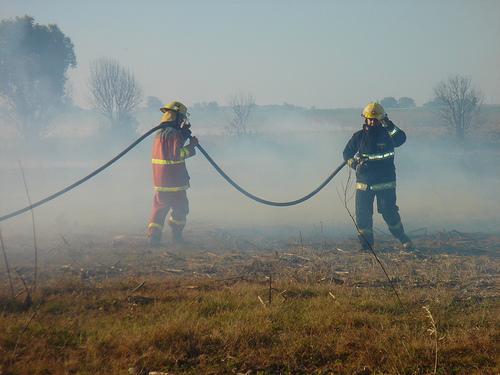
1;225;500;374
2;225;499;296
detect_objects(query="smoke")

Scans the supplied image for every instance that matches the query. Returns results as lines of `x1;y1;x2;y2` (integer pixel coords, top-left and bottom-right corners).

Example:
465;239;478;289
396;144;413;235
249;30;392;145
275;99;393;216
0;107;499;245
396;133;499;233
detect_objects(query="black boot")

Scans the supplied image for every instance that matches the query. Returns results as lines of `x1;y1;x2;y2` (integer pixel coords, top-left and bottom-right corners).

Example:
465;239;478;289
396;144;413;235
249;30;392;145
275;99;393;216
357;230;374;252
398;233;413;251
388;222;412;250
171;226;185;243
396;232;412;250
148;233;161;247
402;239;414;251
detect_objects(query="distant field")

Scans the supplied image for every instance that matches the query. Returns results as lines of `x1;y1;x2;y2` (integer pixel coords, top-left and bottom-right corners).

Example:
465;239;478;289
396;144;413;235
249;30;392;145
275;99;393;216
1;104;499;139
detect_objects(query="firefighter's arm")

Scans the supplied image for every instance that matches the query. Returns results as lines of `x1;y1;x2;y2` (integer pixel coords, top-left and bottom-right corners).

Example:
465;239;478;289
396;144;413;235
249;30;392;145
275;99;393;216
182;135;197;157
389;123;407;147
189;136;198;147
180;122;197;156
343;138;359;170
178;141;196;160
380;115;407;147
166;133;195;161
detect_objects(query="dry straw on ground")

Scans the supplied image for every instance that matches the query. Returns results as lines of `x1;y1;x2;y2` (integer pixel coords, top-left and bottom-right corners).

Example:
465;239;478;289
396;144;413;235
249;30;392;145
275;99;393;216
1;226;500;374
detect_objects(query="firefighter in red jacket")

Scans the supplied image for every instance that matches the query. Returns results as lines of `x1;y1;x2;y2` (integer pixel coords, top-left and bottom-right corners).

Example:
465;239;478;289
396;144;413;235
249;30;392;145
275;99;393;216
343;102;413;251
148;101;198;247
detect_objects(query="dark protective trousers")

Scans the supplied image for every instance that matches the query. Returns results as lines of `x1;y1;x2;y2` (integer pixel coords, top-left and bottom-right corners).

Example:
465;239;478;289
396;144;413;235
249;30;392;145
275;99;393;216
148;190;189;239
355;187;408;248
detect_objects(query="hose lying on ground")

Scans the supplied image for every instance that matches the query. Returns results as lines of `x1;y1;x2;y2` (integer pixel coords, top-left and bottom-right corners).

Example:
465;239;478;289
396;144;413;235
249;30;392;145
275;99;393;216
0;126;346;223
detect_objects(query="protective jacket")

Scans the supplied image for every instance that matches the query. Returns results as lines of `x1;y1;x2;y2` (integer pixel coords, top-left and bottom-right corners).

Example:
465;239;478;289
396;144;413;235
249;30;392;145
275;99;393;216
343;121;406;187
152;122;196;191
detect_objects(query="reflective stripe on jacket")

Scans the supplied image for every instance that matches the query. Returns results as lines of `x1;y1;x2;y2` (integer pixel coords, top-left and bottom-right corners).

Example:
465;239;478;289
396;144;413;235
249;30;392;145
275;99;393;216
343;122;406;185
356;181;396;191
361;151;395;161
152;123;196;191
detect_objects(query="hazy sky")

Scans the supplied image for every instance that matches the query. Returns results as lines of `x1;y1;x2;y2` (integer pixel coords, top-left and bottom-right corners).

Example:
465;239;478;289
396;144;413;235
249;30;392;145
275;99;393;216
2;0;500;109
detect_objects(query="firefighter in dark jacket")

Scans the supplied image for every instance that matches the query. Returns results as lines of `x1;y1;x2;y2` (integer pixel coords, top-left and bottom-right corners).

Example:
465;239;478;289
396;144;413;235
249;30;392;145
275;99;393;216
148;101;198;247
343;102;413;251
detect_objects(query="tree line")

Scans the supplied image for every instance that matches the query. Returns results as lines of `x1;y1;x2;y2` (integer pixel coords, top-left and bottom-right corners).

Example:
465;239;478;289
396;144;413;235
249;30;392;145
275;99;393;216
380;97;416;109
0;16;487;141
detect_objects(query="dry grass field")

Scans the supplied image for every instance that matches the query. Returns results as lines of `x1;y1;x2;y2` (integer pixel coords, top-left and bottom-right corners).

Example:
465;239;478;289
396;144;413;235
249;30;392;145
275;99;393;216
1;106;499;374
1;225;499;375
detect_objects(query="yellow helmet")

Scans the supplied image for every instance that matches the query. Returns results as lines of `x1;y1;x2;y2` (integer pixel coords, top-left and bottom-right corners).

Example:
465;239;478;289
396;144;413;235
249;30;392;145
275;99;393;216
160;101;188;119
361;102;385;119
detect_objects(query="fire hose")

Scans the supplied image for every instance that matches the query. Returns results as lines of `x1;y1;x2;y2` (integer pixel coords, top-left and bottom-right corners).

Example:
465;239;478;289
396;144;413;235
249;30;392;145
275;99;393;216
0;125;346;223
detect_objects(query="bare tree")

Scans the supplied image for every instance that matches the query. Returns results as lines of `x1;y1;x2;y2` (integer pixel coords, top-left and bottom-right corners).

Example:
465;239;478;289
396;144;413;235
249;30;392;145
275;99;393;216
87;58;143;138
225;91;255;138
432;75;484;140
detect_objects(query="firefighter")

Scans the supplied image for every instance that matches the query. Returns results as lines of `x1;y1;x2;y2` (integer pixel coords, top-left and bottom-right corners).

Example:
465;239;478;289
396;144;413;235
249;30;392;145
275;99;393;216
147;101;198;247
343;102;413;251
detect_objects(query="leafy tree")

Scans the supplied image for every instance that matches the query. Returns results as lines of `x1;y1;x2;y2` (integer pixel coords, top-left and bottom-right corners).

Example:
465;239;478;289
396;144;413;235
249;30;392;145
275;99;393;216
380;97;398;108
432;75;484;140
0;16;76;140
207;101;219;111
398;97;416;108
193;101;219;111
146;96;163;111
87;58;143;139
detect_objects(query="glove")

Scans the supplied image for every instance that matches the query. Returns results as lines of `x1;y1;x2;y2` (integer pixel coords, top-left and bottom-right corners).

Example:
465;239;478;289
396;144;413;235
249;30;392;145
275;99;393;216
378;114;395;130
189;136;199;147
377;113;389;125
181;121;192;137
356;160;369;173
348;154;368;171
355;154;369;172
